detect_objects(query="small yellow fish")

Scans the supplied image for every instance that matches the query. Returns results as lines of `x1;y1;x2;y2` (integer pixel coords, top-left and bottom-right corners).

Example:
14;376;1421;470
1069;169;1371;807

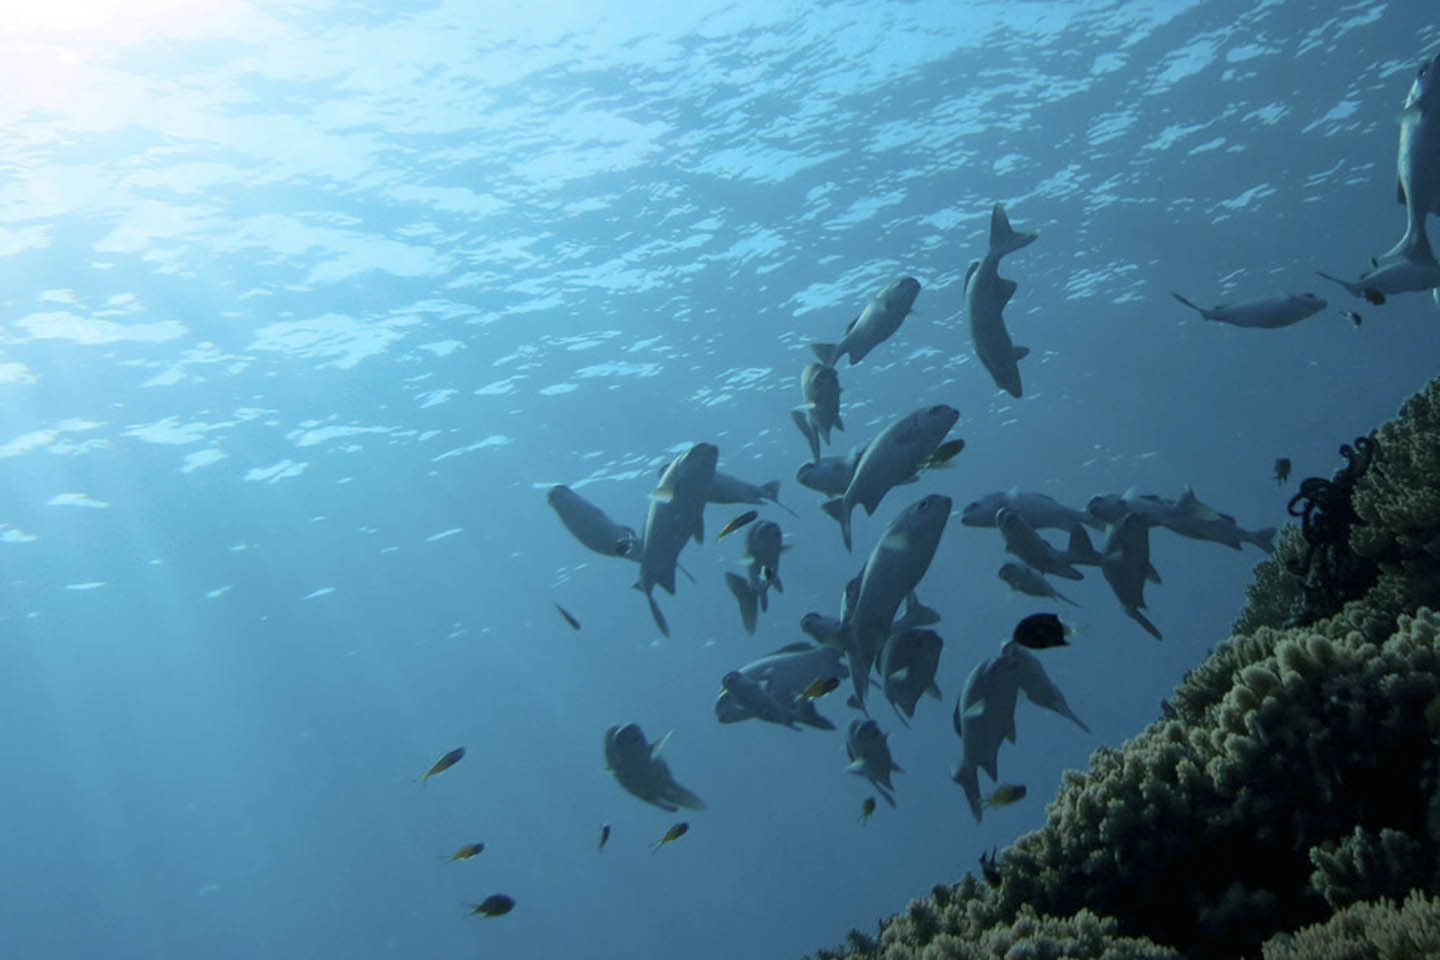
466;893;514;917
798;676;840;699
919;438;966;470
416;746;465;784
984;784;1027;808
651;821;689;852
598;824;611;851
717;509;759;541
555;603;581;630
446;842;484;862
859;796;876;823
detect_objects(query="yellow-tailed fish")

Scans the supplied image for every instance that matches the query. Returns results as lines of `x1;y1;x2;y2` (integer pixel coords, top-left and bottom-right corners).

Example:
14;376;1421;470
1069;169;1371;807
466;893;514;917
416;746;465;783
984;784;1027;808
798;676;840;699
651;821;689;852
859;796;876;823
919;438;966;470
446;842;484;862
716;509;759;541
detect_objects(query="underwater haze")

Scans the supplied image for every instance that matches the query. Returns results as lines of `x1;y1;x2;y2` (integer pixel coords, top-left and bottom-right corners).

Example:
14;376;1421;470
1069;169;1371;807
3;1;1439;957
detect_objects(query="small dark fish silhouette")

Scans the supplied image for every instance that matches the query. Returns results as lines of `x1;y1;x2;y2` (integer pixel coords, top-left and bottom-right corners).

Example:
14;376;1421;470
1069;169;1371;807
979;848;1000;887
417;747;465;783
717;509;759;541
652;822;689;852
555;603;581;630
1340;310;1363;327
858;796;877;823
446;842;484;862
1273;457;1291;485
598;824;611;851
467;894;514;917
1361;287;1385;305
1012;612;1070;650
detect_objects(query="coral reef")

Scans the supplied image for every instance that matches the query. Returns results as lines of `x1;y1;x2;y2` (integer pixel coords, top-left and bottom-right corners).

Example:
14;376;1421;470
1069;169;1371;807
807;377;1440;960
1260;890;1440;959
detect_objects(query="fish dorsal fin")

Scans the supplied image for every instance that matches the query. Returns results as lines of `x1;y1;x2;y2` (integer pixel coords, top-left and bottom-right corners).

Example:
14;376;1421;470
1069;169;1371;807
998;277;1018;303
650;730;673;757
964;261;980;289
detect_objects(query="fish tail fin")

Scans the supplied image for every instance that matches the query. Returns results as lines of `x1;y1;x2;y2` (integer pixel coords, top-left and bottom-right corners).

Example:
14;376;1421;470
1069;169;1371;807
790;408;821;463
760;479;780;501
951;763;983;823
725;572;758;635
904;593;941;626
1065;524;1100;564
821;497;852;552
988;203;1037;257
1057;588;1080;607
1131;607;1163;641
647;590;670;637
810;342;840;366
1251;526;1277;554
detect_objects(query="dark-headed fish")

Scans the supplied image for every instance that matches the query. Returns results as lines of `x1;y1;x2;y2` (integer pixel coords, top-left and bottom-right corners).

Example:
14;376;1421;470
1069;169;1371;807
447;842;484;862
859;796;877;823
985;784;1027;808
1273;457;1291;485
555;603;581;630
652;821;689;852
1011;612;1070;650
716;509;759;541
417;747;465;783
798;676;840;700
598;824;611;851
979;848;1000;887
467;894;514;917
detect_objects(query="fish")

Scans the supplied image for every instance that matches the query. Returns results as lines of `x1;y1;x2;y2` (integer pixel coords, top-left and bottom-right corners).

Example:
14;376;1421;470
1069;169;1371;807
845;718;903;806
1341;310;1363;326
714;642;847;731
1088;487;1275;553
998;562;1077;606
466;894;514;917
796;445;869;499
996;507;1089;580
979;849;1001;887
842;494;952;706
1100;513;1163;641
1273;458;1292;485
703;470;798;517
716;509;758;541
598;824;611;851
1170;291;1326;328
798;676;840;699
952;640;1088;821
720;670;800;729
652;821;689;852
446;842;484;862
963;489;1104;532
812;276;921;366
985;784;1027;808
1011;612;1071;650
879;628;944;723
859;796;877;823
603;723;706;812
1378;52;1440;266
823;405;959;552
966;203;1037;397
918;438;966;470
723;519;787;634
417;747;465;784
795;362;844;460
635;442;718;636
546;485;640;559
554;603;581;630
724;572;761;636
1316;257;1440;304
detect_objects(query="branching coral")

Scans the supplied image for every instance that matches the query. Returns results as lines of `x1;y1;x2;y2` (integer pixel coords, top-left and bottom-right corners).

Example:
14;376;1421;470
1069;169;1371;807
808;376;1440;960
1261;890;1440;959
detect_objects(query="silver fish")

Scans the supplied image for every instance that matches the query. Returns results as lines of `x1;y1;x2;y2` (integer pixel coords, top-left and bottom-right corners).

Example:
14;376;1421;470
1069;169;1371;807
603;723;705;812
966;204;1036;398
1170;291;1326;329
635;443;718;636
812;276;920;367
546;485;640;559
1379;53;1440;266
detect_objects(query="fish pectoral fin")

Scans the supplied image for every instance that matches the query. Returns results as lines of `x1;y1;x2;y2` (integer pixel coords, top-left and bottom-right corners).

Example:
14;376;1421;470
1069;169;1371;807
650;730;673;757
648;486;674;504
1013;345;1029;361
998;277;1018;303
880;531;911;552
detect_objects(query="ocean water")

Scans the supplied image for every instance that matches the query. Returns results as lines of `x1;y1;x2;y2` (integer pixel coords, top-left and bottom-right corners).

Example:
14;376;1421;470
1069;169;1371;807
2;1;1438;958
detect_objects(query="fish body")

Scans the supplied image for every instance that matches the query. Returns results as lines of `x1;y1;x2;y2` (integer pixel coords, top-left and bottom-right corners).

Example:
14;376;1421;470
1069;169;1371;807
843;494;951;705
720;670;799;729
1379;53;1440;265
546;485;640;559
985;784;1027;808
598;824;611;850
704;470;797;516
798;361;844;455
635;443;718;636
603;723;706;812
554;603;581;630
796;445;866;498
1011;612;1071;649
966;204;1037;397
652;822;689;851
799;676;840;699
468;894;514;917
998;562;1077;606
448;842;484;862
995;507;1087;580
1317;257;1440;302
962;490;1101;532
879;628;944;721
713;642;846;730
812;276;921;366
1100;514;1163;641
823;405;959;551
1273;458;1291;485
845;718;903;806
716;509;758;541
859;796;877;823
1088;488;1274;553
418;746;465;783
1170;291;1326;328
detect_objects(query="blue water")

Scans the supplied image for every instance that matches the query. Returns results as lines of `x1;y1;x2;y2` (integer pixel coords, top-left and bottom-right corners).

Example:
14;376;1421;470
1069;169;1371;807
2;1;1438;957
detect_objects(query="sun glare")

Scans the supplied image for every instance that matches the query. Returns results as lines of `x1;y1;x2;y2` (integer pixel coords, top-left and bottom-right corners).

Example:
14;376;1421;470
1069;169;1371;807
2;0;248;41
